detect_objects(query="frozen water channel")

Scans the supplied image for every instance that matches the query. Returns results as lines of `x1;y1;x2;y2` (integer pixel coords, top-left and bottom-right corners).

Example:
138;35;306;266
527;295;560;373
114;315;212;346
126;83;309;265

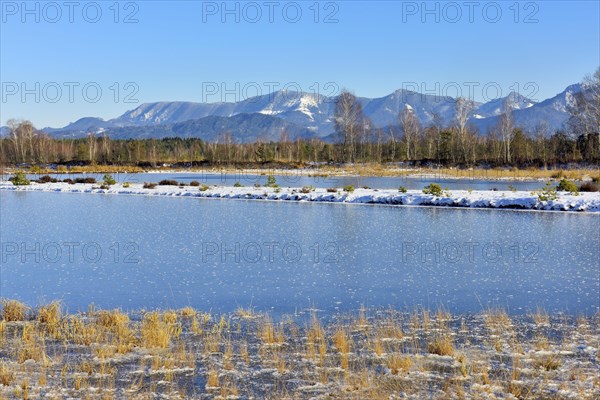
1;190;598;315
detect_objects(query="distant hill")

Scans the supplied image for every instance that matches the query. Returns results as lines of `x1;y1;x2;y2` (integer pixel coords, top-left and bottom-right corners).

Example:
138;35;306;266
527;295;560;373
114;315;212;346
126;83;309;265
49;113;317;143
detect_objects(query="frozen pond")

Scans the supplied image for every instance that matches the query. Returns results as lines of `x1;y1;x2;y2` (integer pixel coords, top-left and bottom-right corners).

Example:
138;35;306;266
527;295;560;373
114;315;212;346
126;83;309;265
1;191;598;315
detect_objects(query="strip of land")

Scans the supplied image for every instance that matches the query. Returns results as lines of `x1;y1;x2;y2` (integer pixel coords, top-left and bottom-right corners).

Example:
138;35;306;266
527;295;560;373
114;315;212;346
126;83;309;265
2;181;599;212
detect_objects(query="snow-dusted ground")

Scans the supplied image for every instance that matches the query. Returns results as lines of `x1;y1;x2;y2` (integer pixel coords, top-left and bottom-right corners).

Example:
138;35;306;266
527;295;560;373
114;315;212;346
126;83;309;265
1;181;599;212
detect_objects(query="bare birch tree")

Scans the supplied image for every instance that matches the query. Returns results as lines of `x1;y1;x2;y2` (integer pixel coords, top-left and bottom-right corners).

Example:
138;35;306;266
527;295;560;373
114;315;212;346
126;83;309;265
455;97;475;163
399;106;420;160
498;98;514;163
334;90;363;163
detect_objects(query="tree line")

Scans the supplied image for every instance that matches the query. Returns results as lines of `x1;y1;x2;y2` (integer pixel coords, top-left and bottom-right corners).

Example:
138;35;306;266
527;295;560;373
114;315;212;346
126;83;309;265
2;70;598;168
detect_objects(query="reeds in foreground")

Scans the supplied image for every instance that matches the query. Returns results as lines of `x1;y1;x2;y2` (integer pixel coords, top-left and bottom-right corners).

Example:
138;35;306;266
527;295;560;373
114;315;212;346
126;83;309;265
0;300;598;399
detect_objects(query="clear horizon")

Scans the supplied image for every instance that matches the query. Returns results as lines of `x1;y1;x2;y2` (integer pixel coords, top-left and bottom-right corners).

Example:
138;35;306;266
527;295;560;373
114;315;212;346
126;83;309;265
1;0;599;128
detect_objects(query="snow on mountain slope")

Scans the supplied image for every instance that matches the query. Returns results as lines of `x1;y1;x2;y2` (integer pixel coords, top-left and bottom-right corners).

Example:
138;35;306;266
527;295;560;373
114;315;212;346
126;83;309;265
474;91;536;118
360;89;460;127
470;85;580;134
41;83;584;140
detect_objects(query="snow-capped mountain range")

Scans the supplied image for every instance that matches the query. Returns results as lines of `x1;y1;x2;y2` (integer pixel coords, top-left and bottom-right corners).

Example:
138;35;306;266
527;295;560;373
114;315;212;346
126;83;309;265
32;83;585;143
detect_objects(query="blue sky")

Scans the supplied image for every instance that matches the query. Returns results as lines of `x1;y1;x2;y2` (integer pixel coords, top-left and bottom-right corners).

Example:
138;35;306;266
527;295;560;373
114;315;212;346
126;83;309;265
1;0;599;128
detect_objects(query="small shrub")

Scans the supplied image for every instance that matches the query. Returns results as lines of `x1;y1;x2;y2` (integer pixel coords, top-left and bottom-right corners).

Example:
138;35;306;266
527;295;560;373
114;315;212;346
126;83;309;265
254;183;261;188
423;183;443;196
579;181;599;192
508;185;517;192
274;187;281;193
100;184;110;190
327;187;338;193
343;185;354;192
122;182;130;188
532;182;557;202
63;179;74;184
266;175;277;188
159;179;178;186
234;182;243;187
300;186;312;194
199;184;210;191
398;186;407;193
189;181;200;187
467;188;473;194
556;178;579;195
143;182;157;189
38;175;55;183
9;171;30;186
75;177;97;184
592;175;600;183
362;186;371;189
550;170;565;179
102;174;116;185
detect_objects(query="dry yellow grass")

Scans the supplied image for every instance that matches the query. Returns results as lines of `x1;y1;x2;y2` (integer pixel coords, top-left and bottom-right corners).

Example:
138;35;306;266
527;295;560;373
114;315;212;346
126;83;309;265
16;325;50;366
306;314;327;363
37;302;62;336
141;312;171;348
325;165;600;181
222;341;234;370
1;300;27;321
96;309;129;329
206;368;219;389
0;363;14;386
484;308;512;329
235;307;257;318
178;306;196;317
38;302;61;324
0;301;596;398
16;164;600;182
56;165;144;174
427;335;455;357
533;354;561;371
220;377;239;397
333;327;352;354
333;326;352;369
532;308;550;326
386;354;412;375
258;316;285;345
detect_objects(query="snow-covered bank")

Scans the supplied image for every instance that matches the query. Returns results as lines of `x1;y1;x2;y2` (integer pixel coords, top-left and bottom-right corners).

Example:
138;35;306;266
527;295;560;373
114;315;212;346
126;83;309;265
2;181;599;212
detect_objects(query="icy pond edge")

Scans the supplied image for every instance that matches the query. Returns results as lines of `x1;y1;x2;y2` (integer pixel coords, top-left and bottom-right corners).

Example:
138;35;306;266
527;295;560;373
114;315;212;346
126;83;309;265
1;181;599;212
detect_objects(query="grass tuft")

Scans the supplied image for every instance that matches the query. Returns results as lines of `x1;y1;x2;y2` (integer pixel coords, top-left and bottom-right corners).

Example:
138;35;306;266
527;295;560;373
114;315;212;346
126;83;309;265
427;335;454;356
1;300;27;321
